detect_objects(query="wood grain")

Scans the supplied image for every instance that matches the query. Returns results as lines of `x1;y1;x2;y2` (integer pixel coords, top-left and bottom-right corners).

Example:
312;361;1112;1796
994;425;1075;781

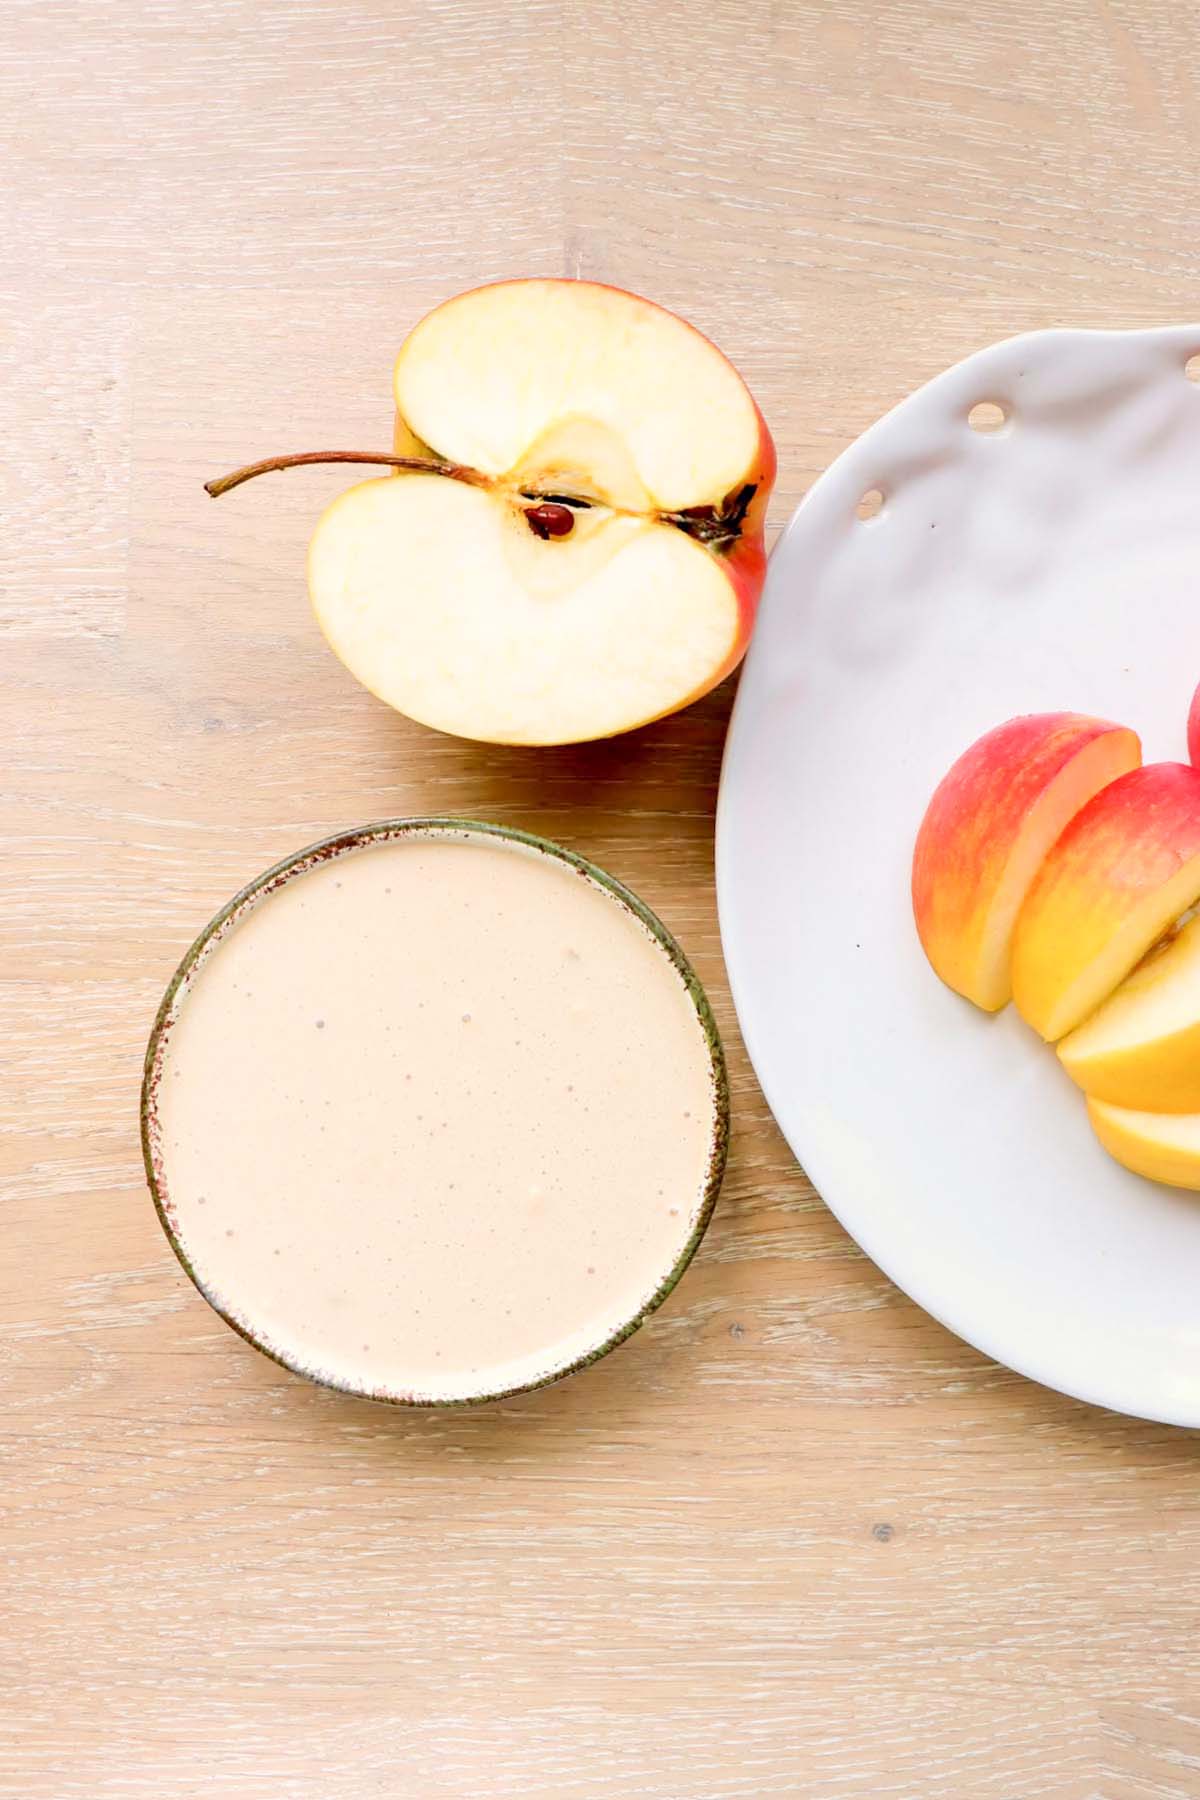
3;1;1200;1795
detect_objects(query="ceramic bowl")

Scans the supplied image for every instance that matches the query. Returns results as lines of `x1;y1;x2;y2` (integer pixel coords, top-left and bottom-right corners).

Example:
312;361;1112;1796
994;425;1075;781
143;818;728;1404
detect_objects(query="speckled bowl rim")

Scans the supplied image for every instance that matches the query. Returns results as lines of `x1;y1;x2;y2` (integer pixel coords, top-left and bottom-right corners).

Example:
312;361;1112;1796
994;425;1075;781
141;817;729;1407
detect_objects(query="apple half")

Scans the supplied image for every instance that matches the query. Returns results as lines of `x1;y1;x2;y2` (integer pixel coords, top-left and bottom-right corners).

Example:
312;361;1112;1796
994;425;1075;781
911;713;1141;1011
1087;1098;1200;1193
1058;913;1200;1111
209;280;775;745
1012;762;1200;1041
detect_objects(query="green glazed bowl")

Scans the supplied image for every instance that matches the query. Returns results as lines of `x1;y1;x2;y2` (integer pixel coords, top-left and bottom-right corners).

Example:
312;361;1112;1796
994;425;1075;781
141;818;729;1405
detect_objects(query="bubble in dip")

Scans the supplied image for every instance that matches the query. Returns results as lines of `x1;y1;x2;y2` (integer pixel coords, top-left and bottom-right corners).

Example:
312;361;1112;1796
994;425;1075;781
142;821;726;1403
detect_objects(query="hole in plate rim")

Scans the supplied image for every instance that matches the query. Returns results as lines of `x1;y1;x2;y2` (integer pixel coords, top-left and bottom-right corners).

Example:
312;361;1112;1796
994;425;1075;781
855;486;885;522
967;398;1010;434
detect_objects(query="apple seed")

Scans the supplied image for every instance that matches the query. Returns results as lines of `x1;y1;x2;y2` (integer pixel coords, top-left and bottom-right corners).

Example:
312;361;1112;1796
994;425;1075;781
524;501;576;539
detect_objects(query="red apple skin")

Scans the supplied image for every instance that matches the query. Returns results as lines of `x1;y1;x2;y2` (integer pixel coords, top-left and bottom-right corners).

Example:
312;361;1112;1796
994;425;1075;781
1188;679;1200;768
912;713;1141;1011
689;396;776;696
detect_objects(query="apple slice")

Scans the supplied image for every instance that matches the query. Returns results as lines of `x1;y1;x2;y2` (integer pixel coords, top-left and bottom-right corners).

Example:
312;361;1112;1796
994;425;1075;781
209;280;775;746
1087;1098;1200;1193
1012;762;1200;1041
1058;914;1200;1111
1189;678;1200;768
911;713;1141;1011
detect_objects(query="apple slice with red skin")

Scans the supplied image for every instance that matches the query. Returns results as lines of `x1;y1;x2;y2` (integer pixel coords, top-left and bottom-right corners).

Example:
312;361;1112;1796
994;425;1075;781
206;279;775;746
1012;762;1200;1041
912;713;1141;1012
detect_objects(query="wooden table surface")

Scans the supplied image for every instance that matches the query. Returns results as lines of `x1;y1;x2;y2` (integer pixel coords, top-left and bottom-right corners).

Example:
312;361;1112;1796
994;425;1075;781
5;3;1200;1795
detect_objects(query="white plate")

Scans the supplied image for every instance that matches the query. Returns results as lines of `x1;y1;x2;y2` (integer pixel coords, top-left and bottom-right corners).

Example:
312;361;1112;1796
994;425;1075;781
717;325;1200;1425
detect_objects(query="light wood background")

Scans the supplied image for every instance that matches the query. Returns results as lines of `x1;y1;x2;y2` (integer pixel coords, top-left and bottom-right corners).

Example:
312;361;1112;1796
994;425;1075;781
4;2;1200;1796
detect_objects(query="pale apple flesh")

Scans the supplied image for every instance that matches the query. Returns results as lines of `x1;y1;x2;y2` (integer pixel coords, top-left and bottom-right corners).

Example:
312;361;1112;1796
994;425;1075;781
308;473;747;745
392;279;768;514
1058;913;1200;1111
309;279;774;746
1088;1098;1200;1192
911;713;1141;1011
1012;762;1200;1041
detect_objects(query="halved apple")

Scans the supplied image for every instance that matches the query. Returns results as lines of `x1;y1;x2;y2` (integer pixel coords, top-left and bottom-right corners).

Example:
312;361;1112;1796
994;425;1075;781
1012;762;1200;1041
209;280;775;745
1058;914;1200;1110
1087;1098;1200;1193
911;713;1141;1011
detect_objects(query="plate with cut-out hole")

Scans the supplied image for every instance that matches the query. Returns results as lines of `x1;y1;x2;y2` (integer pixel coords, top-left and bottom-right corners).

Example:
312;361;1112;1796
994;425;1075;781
717;325;1200;1424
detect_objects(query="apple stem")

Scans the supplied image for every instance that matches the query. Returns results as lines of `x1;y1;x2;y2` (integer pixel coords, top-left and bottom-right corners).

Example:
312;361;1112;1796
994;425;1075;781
204;454;756;552
203;451;487;499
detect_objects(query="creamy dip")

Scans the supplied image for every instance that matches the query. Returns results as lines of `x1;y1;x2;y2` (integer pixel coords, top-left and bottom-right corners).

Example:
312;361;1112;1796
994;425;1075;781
147;826;722;1401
